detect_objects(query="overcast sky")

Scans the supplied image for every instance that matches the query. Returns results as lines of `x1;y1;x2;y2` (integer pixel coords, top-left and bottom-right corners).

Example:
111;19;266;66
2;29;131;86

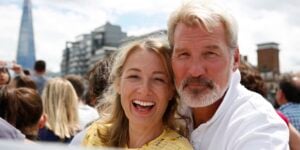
0;0;299;73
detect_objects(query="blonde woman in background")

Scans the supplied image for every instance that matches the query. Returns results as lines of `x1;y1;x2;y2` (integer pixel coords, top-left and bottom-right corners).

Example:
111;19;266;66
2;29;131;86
38;78;79;143
82;37;192;149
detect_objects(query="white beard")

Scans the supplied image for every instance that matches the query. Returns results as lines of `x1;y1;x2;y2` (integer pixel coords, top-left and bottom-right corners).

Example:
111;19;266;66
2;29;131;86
178;81;226;107
177;70;232;108
177;56;235;108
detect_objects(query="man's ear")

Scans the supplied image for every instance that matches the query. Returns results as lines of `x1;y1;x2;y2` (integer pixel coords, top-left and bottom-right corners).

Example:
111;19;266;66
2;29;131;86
38;113;47;129
276;89;288;105
232;47;240;71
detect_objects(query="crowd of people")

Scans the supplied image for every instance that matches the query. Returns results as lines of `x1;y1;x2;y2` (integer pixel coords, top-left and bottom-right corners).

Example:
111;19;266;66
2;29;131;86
1;1;300;149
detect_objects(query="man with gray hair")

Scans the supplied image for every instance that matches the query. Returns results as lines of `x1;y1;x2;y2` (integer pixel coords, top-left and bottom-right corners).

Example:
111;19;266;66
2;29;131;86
168;1;289;149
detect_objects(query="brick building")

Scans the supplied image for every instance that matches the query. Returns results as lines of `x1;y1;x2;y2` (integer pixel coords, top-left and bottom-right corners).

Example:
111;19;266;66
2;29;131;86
257;42;280;102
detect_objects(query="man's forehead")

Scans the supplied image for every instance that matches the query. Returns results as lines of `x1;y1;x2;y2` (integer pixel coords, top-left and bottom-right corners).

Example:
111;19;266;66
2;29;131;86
174;23;225;40
174;23;209;35
292;76;300;88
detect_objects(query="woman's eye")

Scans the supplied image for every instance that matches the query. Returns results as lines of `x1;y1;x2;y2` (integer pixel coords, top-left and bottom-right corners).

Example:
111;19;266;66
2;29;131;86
127;75;139;79
154;77;166;83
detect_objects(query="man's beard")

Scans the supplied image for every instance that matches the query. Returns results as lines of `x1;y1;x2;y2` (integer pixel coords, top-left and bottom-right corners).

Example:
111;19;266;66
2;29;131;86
177;76;229;108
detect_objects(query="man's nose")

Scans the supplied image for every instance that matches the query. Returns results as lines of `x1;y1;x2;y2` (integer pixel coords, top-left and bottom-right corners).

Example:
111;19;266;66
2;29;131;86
188;59;205;77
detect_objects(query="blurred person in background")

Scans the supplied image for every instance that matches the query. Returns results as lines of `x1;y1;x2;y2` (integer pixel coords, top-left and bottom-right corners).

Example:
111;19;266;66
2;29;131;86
0;117;26;141
10;75;37;90
39;78;79;143
0;60;24;85
31;60;48;94
23;69;31;76
70;59;113;145
85;57;113;107
81;38;192;149
0;86;46;140
239;63;267;97
64;75;99;130
276;73;300;132
0;67;10;86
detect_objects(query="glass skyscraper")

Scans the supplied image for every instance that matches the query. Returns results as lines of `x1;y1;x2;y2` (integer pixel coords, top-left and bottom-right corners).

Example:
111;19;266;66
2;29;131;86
16;0;36;70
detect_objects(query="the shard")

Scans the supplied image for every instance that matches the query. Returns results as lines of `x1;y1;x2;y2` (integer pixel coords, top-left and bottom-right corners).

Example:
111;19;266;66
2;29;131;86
16;0;36;70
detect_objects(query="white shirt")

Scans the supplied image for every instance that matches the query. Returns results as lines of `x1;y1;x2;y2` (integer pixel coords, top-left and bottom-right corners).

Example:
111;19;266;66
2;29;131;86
191;70;289;150
78;103;99;130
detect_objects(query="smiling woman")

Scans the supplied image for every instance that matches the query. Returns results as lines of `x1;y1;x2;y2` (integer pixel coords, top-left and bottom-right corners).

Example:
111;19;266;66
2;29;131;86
81;37;192;149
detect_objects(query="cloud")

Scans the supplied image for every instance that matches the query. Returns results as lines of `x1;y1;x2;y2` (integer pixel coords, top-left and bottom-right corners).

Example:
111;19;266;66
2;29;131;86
0;0;299;73
0;0;110;72
0;4;20;61
0;0;181;72
97;0;181;15
216;0;300;72
126;25;164;36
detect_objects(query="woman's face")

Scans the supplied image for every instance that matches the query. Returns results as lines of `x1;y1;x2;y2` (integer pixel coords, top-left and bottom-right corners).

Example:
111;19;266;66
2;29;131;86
118;48;174;126
0;68;10;85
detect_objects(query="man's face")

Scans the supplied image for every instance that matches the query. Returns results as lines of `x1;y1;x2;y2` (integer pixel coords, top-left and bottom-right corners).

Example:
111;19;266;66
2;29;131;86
172;23;239;107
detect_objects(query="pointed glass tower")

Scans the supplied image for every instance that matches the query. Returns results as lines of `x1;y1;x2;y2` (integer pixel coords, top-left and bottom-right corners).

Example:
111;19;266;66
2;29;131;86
16;0;36;70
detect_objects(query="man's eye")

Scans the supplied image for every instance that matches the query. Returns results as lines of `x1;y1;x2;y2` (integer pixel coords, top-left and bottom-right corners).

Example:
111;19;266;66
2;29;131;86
205;52;218;58
177;52;189;58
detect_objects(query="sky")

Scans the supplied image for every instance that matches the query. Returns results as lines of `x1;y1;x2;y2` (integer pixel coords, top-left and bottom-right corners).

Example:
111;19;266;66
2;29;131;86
0;0;299;73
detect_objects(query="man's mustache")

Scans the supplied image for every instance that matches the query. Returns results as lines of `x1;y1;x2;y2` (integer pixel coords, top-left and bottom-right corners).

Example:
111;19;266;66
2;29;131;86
182;77;214;89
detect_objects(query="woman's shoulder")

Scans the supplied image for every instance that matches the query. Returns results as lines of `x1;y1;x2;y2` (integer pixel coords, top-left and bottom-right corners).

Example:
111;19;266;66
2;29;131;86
81;121;109;147
143;128;193;150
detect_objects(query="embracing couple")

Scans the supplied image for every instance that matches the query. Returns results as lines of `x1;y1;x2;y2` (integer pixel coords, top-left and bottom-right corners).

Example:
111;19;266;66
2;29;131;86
73;1;289;150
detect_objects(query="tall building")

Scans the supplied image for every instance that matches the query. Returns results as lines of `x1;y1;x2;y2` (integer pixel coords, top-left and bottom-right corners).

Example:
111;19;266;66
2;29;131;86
257;42;280;100
16;0;36;70
61;22;127;76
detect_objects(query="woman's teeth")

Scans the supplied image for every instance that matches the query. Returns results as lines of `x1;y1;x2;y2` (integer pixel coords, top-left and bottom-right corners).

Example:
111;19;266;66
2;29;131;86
133;100;155;107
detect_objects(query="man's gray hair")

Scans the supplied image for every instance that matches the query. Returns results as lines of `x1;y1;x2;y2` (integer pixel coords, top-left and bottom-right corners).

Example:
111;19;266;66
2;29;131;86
168;1;238;50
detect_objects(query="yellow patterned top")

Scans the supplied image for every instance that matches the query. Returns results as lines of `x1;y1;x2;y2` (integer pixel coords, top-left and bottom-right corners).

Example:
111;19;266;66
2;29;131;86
82;122;193;150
